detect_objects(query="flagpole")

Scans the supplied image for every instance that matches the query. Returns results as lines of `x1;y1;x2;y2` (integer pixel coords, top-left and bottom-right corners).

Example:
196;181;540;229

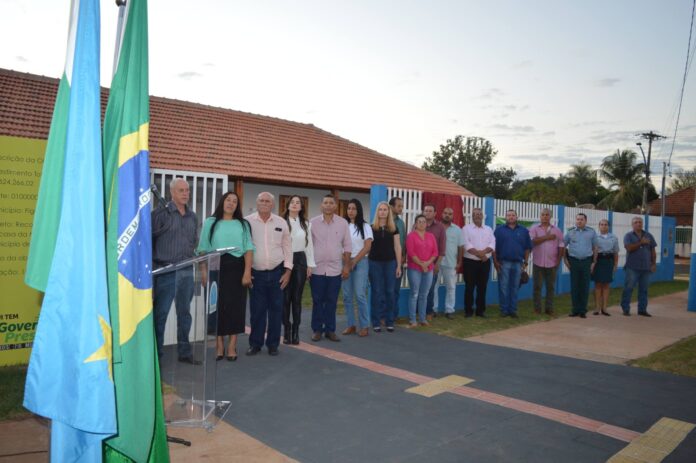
112;0;127;77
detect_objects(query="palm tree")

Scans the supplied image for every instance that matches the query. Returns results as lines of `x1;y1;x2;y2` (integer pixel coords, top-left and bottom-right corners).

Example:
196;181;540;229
597;149;645;212
563;162;603;205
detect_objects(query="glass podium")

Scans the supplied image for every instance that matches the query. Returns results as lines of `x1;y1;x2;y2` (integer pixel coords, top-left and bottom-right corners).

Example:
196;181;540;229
152;248;235;431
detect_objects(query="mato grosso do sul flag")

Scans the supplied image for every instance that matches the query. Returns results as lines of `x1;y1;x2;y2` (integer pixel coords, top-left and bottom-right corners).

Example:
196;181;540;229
23;0;117;461
102;0;169;461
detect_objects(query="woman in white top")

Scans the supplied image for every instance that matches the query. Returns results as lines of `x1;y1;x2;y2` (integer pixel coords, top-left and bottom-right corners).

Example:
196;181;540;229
341;199;373;336
282;196;316;344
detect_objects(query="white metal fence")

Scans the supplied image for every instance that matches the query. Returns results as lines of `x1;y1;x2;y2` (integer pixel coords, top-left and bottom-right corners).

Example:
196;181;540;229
151;168;229;218
151;168;229;347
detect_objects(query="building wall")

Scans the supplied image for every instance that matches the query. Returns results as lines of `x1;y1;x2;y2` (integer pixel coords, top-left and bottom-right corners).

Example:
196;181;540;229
242;182;372;221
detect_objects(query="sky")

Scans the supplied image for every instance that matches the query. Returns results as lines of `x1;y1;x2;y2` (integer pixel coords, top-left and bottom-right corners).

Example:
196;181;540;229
1;0;695;184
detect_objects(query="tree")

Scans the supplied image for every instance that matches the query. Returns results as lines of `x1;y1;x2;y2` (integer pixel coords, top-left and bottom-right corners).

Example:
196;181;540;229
422;135;516;197
563;162;608;206
669;166;696;192
597;149;657;212
511;176;567;203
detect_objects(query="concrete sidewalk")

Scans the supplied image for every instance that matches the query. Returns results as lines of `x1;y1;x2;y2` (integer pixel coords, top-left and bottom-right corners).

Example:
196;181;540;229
468;291;696;364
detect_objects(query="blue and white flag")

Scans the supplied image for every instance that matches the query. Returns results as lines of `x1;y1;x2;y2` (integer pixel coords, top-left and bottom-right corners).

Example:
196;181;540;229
23;0;116;461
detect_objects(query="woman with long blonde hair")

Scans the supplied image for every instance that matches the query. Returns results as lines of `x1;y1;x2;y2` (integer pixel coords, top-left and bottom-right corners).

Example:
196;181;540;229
368;201;402;332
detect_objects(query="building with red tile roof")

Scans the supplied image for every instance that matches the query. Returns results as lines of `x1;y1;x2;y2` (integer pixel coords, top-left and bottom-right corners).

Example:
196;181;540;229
648;187;694;226
0;68;471;218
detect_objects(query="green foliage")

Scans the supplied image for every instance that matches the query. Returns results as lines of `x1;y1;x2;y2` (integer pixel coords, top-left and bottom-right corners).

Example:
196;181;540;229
511;166;609;206
598;149;657;212
0;365;30;420
669;166;696;192
422;135;516;197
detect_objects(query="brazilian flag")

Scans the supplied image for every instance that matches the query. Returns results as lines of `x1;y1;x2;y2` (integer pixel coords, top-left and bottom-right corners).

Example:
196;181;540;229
102;0;169;461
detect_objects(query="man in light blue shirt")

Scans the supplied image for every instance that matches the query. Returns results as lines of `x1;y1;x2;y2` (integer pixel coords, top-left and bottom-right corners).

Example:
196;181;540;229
563;213;598;318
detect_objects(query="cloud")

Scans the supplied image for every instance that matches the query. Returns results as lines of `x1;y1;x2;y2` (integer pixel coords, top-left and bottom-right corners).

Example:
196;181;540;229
203;63;215;67
541;131;556;137
589;129;637;144
177;71;203;79
567;120;608;128
489;124;535;133
15;55;27;62
493;113;509;119
511;60;533;69
478;88;506;99
595;78;621;87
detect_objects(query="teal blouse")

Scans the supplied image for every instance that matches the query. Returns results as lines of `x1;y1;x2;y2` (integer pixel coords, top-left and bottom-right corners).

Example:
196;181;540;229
197;217;255;257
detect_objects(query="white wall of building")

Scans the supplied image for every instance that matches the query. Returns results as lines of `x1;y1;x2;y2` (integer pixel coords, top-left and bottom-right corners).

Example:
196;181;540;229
242;182;372;221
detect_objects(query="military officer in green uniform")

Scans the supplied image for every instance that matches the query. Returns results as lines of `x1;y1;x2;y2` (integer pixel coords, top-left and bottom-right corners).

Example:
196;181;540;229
563;213;598;318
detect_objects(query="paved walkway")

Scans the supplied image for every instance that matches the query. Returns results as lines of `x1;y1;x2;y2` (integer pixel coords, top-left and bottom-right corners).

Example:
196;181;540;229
468;291;696;364
4;291;696;462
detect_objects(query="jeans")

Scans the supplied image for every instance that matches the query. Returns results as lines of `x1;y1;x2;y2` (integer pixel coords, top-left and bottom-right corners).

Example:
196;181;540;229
153;268;194;359
498;260;522;315
408;268;433;323
369;259;396;328
533;265;557;312
621;268;651;314
569;257;592;315
426;269;440;314
463;258;490;316
310;274;342;334
342;259;370;329
249;265;284;349
439;266;457;314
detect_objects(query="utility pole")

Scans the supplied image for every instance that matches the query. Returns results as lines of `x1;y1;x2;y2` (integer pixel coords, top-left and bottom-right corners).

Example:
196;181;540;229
660;162;667;218
636;131;666;214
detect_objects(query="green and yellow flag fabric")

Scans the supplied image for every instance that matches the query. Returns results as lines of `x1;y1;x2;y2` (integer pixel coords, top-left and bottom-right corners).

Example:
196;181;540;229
102;0;169;461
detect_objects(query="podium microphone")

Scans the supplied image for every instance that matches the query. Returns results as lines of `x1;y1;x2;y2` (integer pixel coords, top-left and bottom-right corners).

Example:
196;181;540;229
150;184;166;208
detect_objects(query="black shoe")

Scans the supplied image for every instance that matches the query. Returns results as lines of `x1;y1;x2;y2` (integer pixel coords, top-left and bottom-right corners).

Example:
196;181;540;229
373;326;382;333
638;312;652;317
445;313;454;320
268;347;279;356
623;312;631;316
216;355;224;361
509;313;518;319
579;313;587;319
246;346;261;356
291;326;300;345
386;326;395;332
569;313;579;317
178;356;202;365
465;313;473;318
226;355;238;361
476;313;487;318
283;331;291;345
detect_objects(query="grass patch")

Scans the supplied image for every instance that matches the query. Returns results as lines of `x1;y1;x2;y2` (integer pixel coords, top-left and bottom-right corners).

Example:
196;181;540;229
0;365;30;421
630;335;696;378
414;280;689;339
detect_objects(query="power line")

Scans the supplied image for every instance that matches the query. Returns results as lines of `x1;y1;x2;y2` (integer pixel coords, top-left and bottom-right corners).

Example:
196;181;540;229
667;0;696;170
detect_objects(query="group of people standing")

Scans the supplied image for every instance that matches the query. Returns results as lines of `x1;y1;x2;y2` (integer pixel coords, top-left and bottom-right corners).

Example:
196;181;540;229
151;178;659;364
493;209;658;319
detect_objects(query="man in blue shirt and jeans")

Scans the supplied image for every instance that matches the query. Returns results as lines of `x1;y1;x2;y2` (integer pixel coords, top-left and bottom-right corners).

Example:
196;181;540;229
493;209;532;318
621;216;657;317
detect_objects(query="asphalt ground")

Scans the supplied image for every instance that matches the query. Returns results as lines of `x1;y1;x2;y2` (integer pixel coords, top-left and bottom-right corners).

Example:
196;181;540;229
158;313;696;463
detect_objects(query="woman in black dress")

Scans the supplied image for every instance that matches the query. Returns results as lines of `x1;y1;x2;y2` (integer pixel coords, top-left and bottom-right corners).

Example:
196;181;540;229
197;192;254;360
